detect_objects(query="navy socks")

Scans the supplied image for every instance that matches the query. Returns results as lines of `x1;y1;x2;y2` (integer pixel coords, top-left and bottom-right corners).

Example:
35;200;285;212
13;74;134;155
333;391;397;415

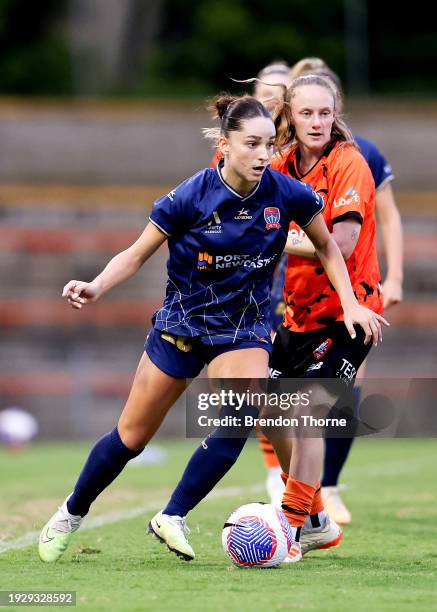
67;427;143;517
321;386;361;487
163;404;258;517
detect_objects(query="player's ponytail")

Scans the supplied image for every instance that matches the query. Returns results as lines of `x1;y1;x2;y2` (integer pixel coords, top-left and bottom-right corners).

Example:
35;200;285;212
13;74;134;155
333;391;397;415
209;93;239;121
203;93;273;146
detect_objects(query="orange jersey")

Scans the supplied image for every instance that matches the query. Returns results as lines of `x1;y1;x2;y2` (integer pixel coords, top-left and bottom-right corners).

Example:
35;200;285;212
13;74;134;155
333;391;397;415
271;141;382;332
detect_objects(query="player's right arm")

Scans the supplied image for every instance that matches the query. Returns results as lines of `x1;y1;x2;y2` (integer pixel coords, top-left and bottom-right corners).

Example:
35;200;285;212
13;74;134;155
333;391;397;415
63;223;167;309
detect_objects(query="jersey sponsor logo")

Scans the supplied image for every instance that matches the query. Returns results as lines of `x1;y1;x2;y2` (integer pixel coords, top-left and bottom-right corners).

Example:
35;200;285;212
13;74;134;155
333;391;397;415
197;251;214;270
334;187;360;208
234;208;253;220
197;251;277;271
203;211;222;234
264;207;281;230
312;338;333;361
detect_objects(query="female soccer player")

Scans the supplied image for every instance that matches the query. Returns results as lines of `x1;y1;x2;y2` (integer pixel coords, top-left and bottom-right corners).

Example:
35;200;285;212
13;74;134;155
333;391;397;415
263;59;403;524
265;73;385;557
149;77;389;562
38;93;384;564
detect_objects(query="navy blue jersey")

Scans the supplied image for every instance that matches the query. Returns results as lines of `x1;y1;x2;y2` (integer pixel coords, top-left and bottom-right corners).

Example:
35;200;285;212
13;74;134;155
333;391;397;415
354;136;394;191
269;136;394;331
149;163;323;345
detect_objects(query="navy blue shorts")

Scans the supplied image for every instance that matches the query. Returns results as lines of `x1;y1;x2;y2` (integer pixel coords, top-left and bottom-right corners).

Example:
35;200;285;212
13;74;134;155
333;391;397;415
145;327;272;379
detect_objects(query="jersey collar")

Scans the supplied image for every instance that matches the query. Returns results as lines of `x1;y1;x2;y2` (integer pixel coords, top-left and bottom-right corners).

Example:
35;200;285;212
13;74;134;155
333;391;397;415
216;160;262;201
288;140;336;179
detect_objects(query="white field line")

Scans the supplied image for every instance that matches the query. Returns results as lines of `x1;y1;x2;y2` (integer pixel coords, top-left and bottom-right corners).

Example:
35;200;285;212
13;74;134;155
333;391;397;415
0;483;264;555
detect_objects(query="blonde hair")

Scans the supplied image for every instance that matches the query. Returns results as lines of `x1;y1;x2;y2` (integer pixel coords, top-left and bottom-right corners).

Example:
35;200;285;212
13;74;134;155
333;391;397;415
275;74;355;149
291;57;327;79
291;57;344;111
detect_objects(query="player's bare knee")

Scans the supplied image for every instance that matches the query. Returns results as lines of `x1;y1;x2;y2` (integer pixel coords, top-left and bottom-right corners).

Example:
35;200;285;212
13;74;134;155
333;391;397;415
117;422;150;451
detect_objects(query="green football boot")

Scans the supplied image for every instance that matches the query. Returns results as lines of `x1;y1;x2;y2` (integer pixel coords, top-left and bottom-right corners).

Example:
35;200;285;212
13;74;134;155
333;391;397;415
38;499;83;562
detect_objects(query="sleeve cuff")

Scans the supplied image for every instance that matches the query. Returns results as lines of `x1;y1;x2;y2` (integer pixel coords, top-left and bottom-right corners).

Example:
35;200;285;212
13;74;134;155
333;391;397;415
149;217;171;237
376;174;395;192
300;200;325;228
332;211;363;226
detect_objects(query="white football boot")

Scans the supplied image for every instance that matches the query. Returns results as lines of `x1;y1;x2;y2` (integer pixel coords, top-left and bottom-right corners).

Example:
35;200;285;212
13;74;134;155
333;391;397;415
148;511;195;561
300;515;343;555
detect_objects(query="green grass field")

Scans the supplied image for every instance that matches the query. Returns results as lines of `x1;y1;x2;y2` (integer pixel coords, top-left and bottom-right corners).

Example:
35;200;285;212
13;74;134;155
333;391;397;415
1;439;436;611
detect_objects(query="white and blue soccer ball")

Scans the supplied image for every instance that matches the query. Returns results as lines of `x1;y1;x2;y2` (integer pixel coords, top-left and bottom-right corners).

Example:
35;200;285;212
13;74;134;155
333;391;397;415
222;502;293;568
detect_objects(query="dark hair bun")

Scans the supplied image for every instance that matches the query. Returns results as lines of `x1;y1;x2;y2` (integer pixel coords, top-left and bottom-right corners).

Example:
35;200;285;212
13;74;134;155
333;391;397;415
208;93;238;120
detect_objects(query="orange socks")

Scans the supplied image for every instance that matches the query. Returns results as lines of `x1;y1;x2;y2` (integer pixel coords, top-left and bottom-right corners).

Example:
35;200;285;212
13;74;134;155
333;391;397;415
281;477;317;527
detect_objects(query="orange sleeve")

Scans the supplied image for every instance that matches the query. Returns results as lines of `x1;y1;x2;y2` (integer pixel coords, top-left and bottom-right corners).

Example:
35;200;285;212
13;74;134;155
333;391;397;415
329;147;374;225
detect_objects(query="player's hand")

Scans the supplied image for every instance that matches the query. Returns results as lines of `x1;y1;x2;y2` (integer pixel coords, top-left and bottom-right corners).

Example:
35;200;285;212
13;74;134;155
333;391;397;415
343;303;389;346
62;279;102;310
382;278;403;310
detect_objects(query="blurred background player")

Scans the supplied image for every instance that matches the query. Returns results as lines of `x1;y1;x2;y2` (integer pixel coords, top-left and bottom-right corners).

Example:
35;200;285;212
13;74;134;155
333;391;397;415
263;58;403;525
252;61;293;104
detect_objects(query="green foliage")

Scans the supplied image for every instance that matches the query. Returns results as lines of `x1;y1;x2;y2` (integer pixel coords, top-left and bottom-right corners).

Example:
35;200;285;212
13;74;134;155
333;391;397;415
142;0;345;96
0;0;435;96
0;0;72;94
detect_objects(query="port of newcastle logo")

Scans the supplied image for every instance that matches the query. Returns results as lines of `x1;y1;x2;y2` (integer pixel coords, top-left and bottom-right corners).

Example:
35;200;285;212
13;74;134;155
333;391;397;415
197;252;277;271
197;252;214;270
264;207;281;230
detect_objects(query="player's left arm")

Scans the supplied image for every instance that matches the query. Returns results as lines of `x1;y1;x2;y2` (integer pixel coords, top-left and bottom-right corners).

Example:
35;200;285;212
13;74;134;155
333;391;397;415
284;218;361;259
305;214;389;345
375;182;404;308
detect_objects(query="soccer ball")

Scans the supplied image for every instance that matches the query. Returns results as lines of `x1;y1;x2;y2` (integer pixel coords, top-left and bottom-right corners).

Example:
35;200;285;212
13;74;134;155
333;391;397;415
222;502;293;568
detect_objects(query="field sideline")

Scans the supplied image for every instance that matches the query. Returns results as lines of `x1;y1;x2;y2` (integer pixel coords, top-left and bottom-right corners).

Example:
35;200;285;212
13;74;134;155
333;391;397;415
0;439;436;611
